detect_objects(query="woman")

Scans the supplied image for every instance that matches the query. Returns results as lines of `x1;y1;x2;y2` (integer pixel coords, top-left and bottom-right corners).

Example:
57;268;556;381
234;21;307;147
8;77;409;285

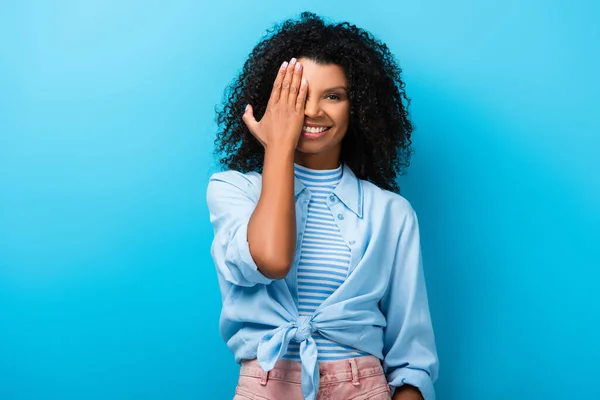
207;12;439;400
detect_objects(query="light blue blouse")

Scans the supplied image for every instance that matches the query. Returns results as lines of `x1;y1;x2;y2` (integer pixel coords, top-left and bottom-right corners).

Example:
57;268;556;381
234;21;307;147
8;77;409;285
207;163;439;400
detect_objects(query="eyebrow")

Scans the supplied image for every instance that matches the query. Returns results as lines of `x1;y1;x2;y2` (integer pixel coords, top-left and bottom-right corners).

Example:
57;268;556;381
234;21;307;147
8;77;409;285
322;86;348;92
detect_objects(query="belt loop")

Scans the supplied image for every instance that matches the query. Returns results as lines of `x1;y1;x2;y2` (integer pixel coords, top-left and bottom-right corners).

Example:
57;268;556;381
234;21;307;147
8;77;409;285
259;369;269;386
349;359;360;386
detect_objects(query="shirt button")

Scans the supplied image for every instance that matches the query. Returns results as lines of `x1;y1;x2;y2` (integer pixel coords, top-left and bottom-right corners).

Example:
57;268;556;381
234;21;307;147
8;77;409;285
329;195;336;202
349;240;356;245
303;199;308;203
337;214;344;220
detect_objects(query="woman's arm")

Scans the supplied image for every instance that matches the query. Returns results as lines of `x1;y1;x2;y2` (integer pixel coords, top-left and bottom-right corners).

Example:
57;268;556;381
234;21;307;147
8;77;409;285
242;58;308;279
380;206;439;400
247;145;297;279
206;147;297;285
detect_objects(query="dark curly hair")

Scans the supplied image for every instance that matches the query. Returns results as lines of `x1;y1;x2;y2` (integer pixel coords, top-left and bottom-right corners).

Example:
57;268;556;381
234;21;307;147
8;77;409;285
214;11;414;193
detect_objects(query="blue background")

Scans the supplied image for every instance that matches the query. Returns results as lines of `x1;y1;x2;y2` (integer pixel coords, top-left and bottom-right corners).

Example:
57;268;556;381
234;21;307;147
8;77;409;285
1;1;599;399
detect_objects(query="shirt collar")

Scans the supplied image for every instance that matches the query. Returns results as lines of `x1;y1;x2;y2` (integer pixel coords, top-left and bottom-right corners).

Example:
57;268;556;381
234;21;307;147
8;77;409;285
294;163;363;218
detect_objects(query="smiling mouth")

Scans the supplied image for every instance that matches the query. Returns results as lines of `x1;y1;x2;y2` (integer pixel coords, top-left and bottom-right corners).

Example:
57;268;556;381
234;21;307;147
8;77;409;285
302;125;332;137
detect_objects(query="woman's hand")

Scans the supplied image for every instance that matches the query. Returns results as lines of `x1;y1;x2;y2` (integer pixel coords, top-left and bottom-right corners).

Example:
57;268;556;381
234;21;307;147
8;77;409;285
242;58;308;150
392;385;424;400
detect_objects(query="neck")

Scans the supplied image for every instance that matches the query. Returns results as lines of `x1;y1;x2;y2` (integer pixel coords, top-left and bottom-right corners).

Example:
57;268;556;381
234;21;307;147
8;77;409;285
294;150;341;170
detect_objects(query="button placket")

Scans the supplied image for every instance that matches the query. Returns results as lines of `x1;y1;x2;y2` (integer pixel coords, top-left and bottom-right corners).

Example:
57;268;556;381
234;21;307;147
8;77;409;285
346;240;358;278
331;205;358;276
297;194;310;245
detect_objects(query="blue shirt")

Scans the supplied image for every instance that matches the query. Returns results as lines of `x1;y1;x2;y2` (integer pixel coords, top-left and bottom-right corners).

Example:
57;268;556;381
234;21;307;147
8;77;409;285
207;163;439;400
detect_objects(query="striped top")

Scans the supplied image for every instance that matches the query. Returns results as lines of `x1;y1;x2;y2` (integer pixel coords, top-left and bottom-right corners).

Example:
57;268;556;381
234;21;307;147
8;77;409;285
283;163;369;362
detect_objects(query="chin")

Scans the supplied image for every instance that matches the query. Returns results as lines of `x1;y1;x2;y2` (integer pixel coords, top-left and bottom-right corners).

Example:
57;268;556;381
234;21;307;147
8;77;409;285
296;140;332;154
297;132;345;153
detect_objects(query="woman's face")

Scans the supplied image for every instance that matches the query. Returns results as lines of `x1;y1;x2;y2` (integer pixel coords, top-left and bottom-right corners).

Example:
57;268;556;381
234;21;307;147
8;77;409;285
294;57;350;169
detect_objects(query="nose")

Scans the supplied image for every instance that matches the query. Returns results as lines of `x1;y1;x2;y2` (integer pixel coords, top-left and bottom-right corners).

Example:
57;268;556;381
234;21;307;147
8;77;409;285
304;97;321;118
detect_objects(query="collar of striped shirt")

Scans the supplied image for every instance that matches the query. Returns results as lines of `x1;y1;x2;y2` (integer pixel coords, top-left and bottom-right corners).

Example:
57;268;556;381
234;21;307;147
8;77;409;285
293;163;364;218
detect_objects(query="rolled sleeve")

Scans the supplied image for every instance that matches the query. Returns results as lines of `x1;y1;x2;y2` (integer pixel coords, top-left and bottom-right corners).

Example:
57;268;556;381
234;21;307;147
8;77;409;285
380;207;439;400
388;366;435;400
207;171;273;287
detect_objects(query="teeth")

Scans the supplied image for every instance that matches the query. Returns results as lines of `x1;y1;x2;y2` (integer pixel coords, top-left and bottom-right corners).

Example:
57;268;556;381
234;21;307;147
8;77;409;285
303;126;329;133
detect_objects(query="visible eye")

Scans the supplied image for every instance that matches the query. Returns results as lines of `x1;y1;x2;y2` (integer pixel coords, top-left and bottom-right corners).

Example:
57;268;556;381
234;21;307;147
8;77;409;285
325;94;340;101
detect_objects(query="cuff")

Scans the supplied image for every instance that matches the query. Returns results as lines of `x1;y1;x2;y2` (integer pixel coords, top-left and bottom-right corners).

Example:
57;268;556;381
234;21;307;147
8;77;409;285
229;222;274;285
388;367;435;400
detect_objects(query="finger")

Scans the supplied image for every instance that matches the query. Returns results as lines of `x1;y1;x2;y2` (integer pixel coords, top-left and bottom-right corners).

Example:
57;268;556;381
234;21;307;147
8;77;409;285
295;78;308;112
287;61;303;105
242;104;265;146
279;58;297;103
241;104;258;134
269;61;288;104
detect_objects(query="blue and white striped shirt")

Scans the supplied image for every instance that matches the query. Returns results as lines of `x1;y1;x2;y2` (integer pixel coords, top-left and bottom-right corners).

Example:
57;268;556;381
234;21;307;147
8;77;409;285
283;163;369;362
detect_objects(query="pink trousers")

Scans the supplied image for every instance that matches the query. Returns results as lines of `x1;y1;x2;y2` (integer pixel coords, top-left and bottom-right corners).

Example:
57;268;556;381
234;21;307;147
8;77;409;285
234;355;391;400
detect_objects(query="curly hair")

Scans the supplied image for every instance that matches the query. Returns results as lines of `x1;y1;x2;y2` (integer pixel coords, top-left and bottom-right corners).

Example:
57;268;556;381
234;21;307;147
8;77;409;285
214;11;414;193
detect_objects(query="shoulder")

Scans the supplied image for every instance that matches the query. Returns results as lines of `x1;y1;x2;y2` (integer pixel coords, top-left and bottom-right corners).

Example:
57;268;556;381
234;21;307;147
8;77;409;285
360;179;416;219
207;169;263;202
209;169;262;187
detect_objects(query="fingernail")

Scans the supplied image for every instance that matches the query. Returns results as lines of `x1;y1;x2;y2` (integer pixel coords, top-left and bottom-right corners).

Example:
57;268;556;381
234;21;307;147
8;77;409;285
281;61;288;70
301;78;307;86
245;104;249;112
295;62;302;71
290;58;297;65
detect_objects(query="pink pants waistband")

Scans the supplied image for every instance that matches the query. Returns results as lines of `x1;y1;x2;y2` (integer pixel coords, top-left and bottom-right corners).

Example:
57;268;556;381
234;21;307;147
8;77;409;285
240;355;385;386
